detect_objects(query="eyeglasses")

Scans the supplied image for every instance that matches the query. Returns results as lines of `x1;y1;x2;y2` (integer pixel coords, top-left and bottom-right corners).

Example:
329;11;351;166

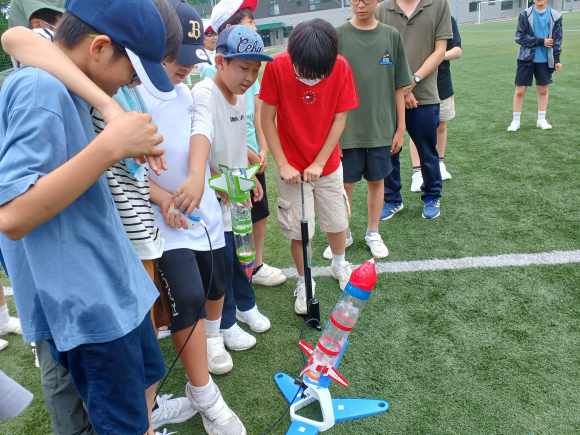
89;34;139;83
39;20;57;30
349;0;375;5
205;31;218;39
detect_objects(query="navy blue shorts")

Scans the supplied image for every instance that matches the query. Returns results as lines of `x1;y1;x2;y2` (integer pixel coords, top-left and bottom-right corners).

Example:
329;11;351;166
48;314;166;435
251;172;270;223
342;146;393;183
515;60;554;86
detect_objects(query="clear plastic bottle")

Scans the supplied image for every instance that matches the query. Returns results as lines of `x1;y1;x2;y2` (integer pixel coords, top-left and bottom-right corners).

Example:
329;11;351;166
229;168;256;282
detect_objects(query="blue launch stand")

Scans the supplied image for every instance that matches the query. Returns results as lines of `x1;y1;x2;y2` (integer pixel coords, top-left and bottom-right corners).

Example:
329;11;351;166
273;341;389;434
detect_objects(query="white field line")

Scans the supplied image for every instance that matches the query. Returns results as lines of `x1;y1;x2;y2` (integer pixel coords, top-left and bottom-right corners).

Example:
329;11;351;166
4;250;580;295
279;250;580;279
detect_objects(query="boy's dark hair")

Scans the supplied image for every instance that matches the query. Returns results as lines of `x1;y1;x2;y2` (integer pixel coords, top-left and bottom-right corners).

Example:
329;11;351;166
288;19;338;80
151;0;182;63
29;8;63;26
55;12;125;59
217;8;254;34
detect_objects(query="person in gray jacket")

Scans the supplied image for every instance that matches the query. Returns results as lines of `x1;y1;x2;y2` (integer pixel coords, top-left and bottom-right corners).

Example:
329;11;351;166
508;0;562;132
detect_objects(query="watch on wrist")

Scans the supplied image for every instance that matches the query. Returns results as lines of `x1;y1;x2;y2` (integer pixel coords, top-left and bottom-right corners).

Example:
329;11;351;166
413;75;421;84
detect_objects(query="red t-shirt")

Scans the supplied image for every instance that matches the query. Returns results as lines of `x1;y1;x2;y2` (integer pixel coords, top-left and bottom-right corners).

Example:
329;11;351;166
259;52;359;177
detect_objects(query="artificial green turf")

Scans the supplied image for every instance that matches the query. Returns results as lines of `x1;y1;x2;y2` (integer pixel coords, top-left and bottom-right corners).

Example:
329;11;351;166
1;13;580;435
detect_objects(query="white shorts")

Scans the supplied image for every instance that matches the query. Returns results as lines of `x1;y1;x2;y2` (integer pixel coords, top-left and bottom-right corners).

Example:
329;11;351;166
440;95;456;122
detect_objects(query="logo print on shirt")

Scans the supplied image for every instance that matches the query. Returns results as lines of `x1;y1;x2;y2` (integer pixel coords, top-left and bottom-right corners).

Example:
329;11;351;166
230;114;245;122
303;91;317;105
379;49;393;65
187;105;194;115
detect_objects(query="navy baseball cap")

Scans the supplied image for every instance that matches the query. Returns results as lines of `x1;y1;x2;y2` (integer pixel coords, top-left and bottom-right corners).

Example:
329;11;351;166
64;0;176;100
168;0;211;66
216;25;274;62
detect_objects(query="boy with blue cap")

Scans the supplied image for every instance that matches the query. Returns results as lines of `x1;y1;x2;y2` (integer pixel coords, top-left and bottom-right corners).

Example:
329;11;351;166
190;25;274;354
0;0;174;433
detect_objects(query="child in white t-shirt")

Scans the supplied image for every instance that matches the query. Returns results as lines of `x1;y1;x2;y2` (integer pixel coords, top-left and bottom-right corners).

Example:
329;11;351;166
191;24;274;351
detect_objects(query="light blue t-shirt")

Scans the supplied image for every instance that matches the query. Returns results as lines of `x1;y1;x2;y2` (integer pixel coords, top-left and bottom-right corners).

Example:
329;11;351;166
533;6;550;63
200;64;261;154
0;68;159;352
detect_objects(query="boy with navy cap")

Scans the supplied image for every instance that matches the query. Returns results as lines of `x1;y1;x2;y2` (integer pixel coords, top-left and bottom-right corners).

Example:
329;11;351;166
0;0;173;434
190;25;274;356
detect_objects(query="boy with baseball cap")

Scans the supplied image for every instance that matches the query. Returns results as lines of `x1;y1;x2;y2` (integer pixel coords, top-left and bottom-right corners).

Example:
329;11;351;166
0;0;173;433
191;25;274;353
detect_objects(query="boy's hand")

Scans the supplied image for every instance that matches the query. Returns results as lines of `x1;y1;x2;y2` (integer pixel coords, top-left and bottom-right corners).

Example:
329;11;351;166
391;130;405;155
160;195;189;229
279;163;301;185
555;63;562;73
304;162;324;183
252;176;264;202
405;92;419;110
146;155;168;176
171;173;205;216
248;149;260;167
101;112;165;163
258;149;268;174
544;38;554;47
403;83;416;96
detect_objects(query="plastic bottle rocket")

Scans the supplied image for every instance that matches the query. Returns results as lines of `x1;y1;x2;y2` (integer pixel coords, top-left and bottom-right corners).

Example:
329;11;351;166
208;164;261;282
299;258;377;387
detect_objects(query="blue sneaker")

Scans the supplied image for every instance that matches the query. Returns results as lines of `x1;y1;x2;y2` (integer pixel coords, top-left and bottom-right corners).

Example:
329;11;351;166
422;196;441;219
381;202;404;220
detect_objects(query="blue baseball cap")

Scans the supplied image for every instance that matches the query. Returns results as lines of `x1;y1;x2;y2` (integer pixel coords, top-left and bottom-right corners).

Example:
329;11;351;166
168;0;211;66
64;0;176;100
216;25;274;62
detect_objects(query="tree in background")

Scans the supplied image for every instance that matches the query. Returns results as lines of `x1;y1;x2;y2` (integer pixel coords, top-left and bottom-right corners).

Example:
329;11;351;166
0;0;10;71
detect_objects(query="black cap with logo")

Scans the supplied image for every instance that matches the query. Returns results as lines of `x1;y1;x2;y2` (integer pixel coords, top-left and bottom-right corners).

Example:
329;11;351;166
168;0;211;65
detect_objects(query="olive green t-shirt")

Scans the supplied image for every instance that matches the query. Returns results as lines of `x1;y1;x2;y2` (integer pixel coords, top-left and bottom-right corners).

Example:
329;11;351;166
337;21;413;150
8;0;65;28
376;0;452;105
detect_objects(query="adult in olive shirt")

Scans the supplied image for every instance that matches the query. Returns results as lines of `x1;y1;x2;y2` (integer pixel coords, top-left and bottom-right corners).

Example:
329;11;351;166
376;0;452;219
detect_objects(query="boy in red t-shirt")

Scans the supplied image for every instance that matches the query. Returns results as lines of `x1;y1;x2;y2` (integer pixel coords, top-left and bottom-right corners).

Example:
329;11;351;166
260;19;359;315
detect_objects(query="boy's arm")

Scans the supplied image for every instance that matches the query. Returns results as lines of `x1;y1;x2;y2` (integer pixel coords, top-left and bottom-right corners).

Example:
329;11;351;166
404;40;447;96
553;17;563;71
515;13;542;47
150;180;190;230
261;101;301;185
391;87;406;156
304;111;347;183
0;112;163;240
445;46;463;61
253;96;268;174
170;135;211;216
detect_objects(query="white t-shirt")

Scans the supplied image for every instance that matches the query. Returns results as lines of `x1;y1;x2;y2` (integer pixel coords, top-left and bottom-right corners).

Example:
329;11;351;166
191;78;248;232
140;83;225;251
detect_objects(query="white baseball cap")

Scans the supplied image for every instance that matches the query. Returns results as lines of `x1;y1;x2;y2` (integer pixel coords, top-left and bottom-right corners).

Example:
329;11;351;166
208;0;257;33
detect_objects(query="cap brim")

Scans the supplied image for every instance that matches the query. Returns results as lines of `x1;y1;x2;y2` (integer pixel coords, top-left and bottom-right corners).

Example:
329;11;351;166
127;49;176;101
222;52;274;62
176;44;212;66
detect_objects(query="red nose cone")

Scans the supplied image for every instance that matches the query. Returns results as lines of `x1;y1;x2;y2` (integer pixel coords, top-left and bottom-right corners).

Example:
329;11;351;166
349;258;377;291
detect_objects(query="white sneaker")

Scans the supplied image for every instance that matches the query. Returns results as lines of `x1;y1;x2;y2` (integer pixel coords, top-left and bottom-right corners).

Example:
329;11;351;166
323;233;353;260
220;323;256;351
537;119;552;130
235;305;270;333
293;280;316;315
0;339;7;351
152;394;197;430
252;263;287;287
365;233;389;259
440;161;452;180
410;170;423;192
155;429;177;435
186;383;247;435
330;262;352;291
0;317;22;335
507;121;520;132
207;335;233;375
158;328;171;340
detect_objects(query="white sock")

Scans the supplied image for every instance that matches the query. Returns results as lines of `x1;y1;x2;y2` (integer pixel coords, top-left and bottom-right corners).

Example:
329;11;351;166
332;253;346;267
538;111;546;122
188;376;218;407
0;304;9;328
513;112;521;123
298;275;305;286
205;318;221;338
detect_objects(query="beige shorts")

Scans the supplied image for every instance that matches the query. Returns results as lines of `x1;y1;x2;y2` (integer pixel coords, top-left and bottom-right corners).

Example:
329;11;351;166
276;165;350;241
440;95;455;122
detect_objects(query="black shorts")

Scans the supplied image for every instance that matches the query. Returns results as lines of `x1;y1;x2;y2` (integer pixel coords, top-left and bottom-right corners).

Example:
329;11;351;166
515;60;554;86
341;146;393;183
251;171;270;223
156;247;225;333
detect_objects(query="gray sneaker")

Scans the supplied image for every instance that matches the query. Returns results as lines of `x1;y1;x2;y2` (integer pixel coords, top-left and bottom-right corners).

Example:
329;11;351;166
186;383;247;435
